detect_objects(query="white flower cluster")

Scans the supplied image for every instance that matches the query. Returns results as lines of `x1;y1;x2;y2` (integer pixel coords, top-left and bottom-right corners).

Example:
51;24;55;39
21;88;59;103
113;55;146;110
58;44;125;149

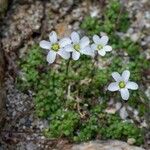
40;31;139;101
40;31;112;63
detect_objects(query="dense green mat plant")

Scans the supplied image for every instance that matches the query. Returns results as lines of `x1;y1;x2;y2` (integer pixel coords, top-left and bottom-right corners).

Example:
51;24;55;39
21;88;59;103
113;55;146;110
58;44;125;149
17;43;148;145
17;0;150;146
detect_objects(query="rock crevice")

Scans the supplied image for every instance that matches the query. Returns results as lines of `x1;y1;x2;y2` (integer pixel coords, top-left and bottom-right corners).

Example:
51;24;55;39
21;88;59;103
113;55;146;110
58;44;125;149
0;46;6;128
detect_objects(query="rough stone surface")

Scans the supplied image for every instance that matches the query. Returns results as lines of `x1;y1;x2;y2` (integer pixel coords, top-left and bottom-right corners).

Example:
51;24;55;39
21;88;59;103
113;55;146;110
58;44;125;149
0;0;44;53
0;47;6;127
72;140;145;150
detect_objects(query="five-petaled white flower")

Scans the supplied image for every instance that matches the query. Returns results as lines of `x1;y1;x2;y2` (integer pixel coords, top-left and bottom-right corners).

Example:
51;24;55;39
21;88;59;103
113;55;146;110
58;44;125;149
40;31;71;64
108;70;138;100
64;31;94;60
91;35;112;56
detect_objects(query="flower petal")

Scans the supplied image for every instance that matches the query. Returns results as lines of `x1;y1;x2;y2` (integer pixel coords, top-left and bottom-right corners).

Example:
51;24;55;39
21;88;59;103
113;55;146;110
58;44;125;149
122;70;130;82
57;49;70;59
71;31;80;43
103;45;112;52
81;46;94;56
98;49;106;56
49;31;57;43
46;51;56;64
108;82;119;91
40;40;51;49
126;82;138;90
120;88;129;100
80;36;90;49
64;44;74;52
99;35;109;46
72;51;80;60
112;72;121;81
93;35;101;44
59;37;71;47
91;43;97;51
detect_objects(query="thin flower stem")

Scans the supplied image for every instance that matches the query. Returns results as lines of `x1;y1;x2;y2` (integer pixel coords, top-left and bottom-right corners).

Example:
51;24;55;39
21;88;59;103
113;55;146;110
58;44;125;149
65;52;73;78
47;64;55;91
91;52;98;76
52;71;55;91
94;52;99;69
65;56;72;100
66;58;71;78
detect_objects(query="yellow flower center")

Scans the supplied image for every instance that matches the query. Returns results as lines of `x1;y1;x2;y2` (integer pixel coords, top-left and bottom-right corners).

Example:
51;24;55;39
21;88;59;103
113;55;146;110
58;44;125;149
97;44;103;50
73;44;80;51
51;43;60;51
119;81;126;88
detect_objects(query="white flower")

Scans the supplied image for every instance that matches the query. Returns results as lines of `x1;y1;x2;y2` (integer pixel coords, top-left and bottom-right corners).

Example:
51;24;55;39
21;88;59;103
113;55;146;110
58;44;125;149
39;31;71;64
91;35;112;56
64;31;94;60
108;70;138;100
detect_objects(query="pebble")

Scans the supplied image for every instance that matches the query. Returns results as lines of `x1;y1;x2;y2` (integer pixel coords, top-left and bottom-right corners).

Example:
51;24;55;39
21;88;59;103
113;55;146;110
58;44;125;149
127;138;136;145
130;33;140;42
105;108;117;114
115;102;122;111
145;86;150;99
119;107;128;120
26;142;38;150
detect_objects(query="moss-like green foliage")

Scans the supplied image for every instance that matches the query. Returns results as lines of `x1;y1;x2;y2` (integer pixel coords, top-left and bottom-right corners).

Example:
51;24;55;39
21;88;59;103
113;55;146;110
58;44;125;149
17;45;46;91
17;45;146;145
80;0;130;35
128;91;150;117
101;117;143;145
45;110;80;137
104;0;130;32
80;16;101;36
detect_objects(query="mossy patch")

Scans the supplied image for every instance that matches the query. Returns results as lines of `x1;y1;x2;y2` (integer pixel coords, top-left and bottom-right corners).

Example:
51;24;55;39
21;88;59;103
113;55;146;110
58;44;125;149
80;0;130;35
17;44;146;145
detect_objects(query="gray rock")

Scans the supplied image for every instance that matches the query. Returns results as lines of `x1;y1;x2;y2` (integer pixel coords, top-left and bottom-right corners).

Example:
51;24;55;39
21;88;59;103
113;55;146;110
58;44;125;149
26;142;38;150
1;1;44;53
72;140;145;150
